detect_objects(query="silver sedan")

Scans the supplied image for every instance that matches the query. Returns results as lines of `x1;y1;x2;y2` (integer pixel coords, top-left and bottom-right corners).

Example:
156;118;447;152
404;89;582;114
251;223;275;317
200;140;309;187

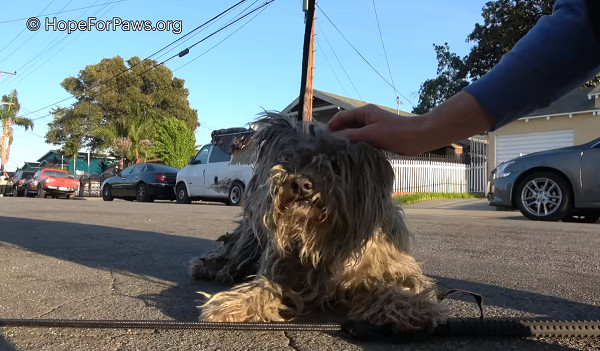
487;136;600;222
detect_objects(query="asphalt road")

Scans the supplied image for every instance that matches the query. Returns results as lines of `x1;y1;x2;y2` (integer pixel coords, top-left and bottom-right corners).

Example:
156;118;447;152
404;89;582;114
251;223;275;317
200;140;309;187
0;197;599;351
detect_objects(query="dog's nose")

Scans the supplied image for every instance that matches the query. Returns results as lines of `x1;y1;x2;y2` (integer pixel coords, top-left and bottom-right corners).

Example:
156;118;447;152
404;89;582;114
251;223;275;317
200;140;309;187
291;176;313;197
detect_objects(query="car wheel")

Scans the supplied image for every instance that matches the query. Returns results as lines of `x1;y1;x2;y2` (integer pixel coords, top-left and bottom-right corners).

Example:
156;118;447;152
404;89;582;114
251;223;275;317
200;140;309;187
514;172;571;222
37;186;46;199
176;183;191;204
226;181;244;206
135;183;152;202
562;210;600;223
102;185;114;201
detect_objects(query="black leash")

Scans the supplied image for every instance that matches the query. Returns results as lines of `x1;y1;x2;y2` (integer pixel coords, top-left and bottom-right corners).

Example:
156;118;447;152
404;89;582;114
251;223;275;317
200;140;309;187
1;318;599;341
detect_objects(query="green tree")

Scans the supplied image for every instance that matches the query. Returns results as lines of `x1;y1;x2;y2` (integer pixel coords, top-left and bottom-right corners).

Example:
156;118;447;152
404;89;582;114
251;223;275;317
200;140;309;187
0;90;33;171
412;43;469;115
152;117;197;169
464;0;556;80
46;56;198;160
413;0;559;114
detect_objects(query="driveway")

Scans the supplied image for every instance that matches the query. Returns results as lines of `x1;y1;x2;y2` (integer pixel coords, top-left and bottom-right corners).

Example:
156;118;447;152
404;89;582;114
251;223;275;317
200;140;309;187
0;197;598;350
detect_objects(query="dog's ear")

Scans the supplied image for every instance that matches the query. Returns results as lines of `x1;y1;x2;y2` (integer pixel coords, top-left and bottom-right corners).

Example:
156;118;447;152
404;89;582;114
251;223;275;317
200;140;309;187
342;143;411;251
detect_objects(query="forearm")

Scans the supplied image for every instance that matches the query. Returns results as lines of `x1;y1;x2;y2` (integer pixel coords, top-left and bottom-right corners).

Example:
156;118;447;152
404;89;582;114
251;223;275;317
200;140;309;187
465;0;600;130
418;91;494;153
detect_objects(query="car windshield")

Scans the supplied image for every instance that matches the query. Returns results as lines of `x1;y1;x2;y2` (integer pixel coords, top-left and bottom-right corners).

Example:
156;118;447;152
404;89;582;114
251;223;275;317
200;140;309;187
43;170;68;178
147;164;179;173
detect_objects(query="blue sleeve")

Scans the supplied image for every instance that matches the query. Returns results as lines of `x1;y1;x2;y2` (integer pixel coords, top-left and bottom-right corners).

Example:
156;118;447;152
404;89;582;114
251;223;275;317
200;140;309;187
464;0;600;130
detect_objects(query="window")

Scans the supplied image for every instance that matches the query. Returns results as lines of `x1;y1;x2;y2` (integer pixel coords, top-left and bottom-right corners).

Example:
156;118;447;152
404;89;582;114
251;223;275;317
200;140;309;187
208;145;231;163
43;170;68;178
120;165;134;176
194;145;211;164
130;164;146;174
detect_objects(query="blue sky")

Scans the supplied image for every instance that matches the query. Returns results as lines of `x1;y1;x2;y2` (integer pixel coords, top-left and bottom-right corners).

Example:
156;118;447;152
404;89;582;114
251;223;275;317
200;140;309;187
0;0;489;171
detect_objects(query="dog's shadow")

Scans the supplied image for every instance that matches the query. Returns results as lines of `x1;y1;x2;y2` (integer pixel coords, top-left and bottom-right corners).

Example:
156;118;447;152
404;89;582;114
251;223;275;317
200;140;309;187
1;216;598;324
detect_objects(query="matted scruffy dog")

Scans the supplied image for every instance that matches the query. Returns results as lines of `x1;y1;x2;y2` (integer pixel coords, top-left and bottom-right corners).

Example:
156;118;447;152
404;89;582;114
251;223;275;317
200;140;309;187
189;111;447;332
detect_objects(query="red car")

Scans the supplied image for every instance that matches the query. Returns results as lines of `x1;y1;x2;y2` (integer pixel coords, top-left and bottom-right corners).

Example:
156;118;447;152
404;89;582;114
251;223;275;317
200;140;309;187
25;168;80;199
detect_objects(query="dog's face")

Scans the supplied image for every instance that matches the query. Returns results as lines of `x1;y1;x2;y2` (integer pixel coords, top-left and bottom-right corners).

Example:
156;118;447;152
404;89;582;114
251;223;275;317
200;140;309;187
246;112;400;266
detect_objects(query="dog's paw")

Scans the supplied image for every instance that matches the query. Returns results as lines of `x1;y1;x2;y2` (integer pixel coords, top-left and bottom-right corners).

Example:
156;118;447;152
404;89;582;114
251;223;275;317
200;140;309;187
188;257;214;280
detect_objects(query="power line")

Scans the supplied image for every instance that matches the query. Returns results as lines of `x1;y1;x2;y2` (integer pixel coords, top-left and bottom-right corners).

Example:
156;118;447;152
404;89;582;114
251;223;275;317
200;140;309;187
317;4;415;107
173;0;269;72
317;23;362;100
315;37;350;97
0;0;127;25
155;0;260;63
26;0;276;122
372;0;397;102
4;0;245;97
18;0;254;120
0;0;57;56
2;0;113;91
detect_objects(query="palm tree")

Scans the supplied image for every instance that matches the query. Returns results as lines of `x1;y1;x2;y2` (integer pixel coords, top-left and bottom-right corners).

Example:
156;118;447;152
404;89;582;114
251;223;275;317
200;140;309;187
0;90;33;171
92;102;155;167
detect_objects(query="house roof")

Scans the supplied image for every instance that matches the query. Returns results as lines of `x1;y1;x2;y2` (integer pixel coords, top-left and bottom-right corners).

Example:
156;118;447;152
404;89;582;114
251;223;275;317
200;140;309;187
37;150;118;162
282;89;416;117
23;162;41;168
524;86;596;118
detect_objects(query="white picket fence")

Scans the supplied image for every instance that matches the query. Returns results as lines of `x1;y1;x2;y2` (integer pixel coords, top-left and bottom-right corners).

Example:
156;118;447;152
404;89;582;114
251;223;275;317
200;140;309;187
389;158;469;193
387;135;488;194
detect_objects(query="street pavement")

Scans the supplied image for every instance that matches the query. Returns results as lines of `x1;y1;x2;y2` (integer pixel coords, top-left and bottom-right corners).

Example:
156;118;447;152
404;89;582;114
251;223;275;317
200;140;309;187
0;196;599;350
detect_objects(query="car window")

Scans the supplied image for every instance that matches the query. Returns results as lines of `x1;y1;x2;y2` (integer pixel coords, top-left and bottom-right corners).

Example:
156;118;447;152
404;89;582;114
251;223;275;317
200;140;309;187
43;170;68;178
208;145;232;163
130;164;146;174
194;146;211;164
120;165;134;176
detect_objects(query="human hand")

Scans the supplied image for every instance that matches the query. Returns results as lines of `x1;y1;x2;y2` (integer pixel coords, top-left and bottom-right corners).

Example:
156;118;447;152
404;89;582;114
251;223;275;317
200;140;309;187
327;104;429;156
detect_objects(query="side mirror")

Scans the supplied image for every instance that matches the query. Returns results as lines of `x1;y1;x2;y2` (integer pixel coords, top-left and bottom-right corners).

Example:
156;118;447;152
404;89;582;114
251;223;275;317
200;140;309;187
188;156;195;165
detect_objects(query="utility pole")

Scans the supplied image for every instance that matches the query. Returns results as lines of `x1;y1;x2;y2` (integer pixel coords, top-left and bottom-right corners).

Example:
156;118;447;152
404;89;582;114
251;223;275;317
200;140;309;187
297;0;316;122
0;70;17;105
0;70;17;172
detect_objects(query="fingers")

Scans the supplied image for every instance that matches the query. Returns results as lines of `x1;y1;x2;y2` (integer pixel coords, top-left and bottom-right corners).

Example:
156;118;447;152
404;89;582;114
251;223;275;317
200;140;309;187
327;105;372;132
332;124;380;145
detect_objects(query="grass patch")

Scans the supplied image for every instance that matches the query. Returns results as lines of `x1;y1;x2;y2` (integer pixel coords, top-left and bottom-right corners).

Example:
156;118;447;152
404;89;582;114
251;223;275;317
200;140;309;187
394;192;484;206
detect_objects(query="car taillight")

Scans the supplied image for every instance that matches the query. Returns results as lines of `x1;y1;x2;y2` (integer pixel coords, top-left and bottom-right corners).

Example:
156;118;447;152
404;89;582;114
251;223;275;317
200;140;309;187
155;174;167;182
18;180;24;184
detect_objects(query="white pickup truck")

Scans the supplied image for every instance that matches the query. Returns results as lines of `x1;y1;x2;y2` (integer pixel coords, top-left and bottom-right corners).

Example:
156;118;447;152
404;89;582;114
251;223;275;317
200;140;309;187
175;128;254;206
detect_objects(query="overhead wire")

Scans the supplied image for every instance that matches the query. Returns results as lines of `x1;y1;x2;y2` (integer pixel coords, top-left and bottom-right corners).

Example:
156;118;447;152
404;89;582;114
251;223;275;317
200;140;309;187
0;0;57;56
155;0;260;63
316;23;362;100
25;0;276;123
0;0;75;63
3;0;246;97
2;0;112;91
315;37;350;97
18;0;253;120
0;0;127;25
316;3;415;107
372;0;398;103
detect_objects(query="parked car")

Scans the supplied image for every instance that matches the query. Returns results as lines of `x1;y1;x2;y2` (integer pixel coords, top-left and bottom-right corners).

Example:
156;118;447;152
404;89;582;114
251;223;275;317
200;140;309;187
487;136;600;222
8;170;35;197
25;168;80;199
176;139;253;206
101;163;179;202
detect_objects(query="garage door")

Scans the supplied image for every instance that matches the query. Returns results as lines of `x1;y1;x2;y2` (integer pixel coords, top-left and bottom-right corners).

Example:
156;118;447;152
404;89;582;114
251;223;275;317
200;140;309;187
495;130;574;166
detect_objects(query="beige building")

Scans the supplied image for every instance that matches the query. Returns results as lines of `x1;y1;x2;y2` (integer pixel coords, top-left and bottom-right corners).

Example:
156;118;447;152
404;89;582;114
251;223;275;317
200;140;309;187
488;86;600;174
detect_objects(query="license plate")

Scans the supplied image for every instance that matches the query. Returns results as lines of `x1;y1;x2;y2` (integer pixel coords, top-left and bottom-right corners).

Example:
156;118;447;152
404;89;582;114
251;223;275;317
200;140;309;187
59;187;68;191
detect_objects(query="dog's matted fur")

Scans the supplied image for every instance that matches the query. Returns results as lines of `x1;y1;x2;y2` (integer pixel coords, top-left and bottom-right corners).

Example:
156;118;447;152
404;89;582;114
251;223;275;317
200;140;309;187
189;112;447;331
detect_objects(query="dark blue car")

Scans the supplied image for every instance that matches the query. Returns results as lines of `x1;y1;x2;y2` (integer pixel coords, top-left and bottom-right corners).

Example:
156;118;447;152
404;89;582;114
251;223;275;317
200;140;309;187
101;163;179;202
